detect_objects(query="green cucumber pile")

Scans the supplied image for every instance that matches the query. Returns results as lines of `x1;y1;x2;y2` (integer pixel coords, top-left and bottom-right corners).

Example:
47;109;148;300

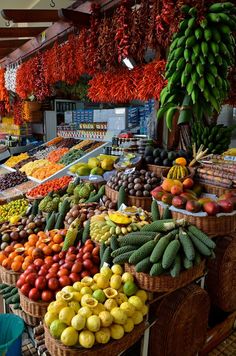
158;2;236;129
0;284;20;309
111;221;215;278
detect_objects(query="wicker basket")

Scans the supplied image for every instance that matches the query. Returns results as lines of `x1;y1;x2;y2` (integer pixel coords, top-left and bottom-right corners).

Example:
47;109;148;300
206;234;236;312
147;164;170;177
105;186;152;211
44;321;146;356
149;284;210;356
19;290;49;318
9;304;40;326
201;182;236;197
0;266;21;286
124;261;205;292
158;205;236;236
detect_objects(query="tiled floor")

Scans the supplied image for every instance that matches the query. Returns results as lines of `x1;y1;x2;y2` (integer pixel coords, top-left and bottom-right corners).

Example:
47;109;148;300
209;332;236;355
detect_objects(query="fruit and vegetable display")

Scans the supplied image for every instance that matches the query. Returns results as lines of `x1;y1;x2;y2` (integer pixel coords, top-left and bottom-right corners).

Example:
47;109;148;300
47;148;69;163
112;216;215;277
27;176;72;198
0;171;28;190
17;239;100;303
191;122;236;155
0;212;45;250
0;284;20;309
152;178;236;216
144;146;191;167
90;211;150;246
44;265;148;348
64;203;110;228
166;158;190;180
69;155;116;177
58;150;84;166
19;159;52;176
107;169;160;198
0;199;29;224
31;163;65;181
4;153;29;168
158;2;236;129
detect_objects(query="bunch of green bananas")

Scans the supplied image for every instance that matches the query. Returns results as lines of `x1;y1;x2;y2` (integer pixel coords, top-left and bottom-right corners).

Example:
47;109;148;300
157;2;236;130
191;122;236;154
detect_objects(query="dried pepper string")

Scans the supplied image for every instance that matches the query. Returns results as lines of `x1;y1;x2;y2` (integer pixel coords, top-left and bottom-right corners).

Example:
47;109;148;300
86;4;101;74
0;68;10;113
115;0;132;63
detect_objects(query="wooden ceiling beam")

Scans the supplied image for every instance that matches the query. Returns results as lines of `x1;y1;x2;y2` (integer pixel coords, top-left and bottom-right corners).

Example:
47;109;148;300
0;48;15;57
58;9;90;26
0;27;47;38
0;39;27;48
1;9;59;23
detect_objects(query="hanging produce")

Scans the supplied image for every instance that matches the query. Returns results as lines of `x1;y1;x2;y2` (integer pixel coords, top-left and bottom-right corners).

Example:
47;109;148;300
86;4;101;74
115;0;132;63
4;64;19;93
0;68;10;112
156;0;180;48
157;2;236;130
97;16;118;71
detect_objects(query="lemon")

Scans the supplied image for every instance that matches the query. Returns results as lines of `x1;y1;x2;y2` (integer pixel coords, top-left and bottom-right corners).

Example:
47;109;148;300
121;272;134;283
124;318;134;333
72;292;82;302
141;304;148;316
44;312;58;327
61;327;78;346
99;311;113;327
79;330;95;349
93;289;106;303
110;324;124;340
123;281;138;297
78;306;92;318
111;264;123;275
92;303;106;316
95;327;111;344
100;266;113;279
68;301;81;313
120;302;135;317
59;307;75;325
62;286;75;294
86;315;101;332
81;286;93;296
50;320;67;339
110;307;128;325
81;276;93;286
132;311;143;325
73;282;83;291
71;314;86;331
129;296;143;310
135;290;148;303
116;293;128;305
96;275;110;289
104;299;118;311
110;275;122;290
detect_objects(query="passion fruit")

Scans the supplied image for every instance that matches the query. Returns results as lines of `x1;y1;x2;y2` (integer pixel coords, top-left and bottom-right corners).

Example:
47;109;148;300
104;288;118;299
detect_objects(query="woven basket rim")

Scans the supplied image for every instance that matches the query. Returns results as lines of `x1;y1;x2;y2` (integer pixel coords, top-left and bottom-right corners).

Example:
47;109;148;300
0;265;21;276
19;290;50;307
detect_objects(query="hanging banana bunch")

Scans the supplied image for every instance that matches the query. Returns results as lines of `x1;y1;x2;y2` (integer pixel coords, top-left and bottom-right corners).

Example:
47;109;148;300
157;2;236;130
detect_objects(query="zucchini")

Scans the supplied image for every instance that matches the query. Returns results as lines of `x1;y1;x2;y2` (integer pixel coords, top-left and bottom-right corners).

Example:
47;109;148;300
150;229;178;263
82;220;90;244
45;211;56;231
3;288;18;299
31;199;39;216
135;257;152;273
0;286;14;295
113;251;134;265
54;213;64;230
59;199;70;215
11;293;20;304
100;242;106;261
100;247;112;267
0;283;8;290
188;231;212;256
129;240;156;265
150;262;165;276
162;206;172;220
110;236;119;251
170;254;181;277
111;245;136;258
188;226;216;249
151;200;160;221
179;229;195;261
117;186;127;209
162;240;181;269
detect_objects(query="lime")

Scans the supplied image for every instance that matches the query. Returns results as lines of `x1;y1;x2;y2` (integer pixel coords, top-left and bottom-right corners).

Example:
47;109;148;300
71;314;86;331
79;330;95;348
50;320;67;339
95;327;111;344
93;289;106;303
60;327;78;346
123;281;138;297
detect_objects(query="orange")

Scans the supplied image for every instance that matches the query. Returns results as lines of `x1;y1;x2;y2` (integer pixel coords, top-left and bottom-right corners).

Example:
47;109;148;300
51;244;61;253
0;254;6;264
38;231;47;239
53;234;63;244
5;246;14;254
22;261;30;271
27;246;35;256
11;261;22;272
14;255;24;263
9;252;17;259
43;246;52;256
49;230;57;238
38;243;46;250
13;243;23;249
24;256;33;264
28;234;38;246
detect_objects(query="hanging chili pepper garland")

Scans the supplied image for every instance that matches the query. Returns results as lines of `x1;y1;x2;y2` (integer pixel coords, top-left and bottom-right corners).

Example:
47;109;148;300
86;4;101;74
115;0;132;63
74;29;87;76
13;98;23;125
0;68;10;113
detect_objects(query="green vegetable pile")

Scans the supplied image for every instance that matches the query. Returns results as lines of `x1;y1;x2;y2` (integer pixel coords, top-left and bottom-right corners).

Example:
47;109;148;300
59;149;84;166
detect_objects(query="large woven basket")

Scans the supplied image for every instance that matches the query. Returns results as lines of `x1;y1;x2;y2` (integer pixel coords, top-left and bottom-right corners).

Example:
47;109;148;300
147;164;170;177
105;186;152;211
124;261;205;292
19;290;49;318
44;321;146;356
158;205;236;236
9;304;40;326
0;266;21;286
149;284;210;356
200;182;236;197
206;234;236;312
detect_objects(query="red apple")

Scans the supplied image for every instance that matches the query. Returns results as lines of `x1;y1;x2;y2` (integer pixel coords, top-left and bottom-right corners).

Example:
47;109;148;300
48;278;60;291
35;276;47;290
29;288;40;301
171;185;183;195
41;290;54;302
203;201;220;216
20;283;31;297
69;273;81;283
25;272;37;287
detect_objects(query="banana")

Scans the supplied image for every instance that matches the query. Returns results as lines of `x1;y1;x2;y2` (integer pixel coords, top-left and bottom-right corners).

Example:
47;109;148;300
198;77;205;92
204;28;212;41
186;36;196;47
176;57;186;71
157;102;176;121
184;63;192;76
210;42;219;56
193;43;201;56
184;48;191;62
206;73;216;88
166;106;178;131
212;29;221;43
209;2;234;12
181;71;189;87
178;36;186;48
191;72;198;84
195;28;203;40
209;65;218;77
196;63;204;77
186;80;194;95
201;42;208;56
179;19;189;32
191;88;198;104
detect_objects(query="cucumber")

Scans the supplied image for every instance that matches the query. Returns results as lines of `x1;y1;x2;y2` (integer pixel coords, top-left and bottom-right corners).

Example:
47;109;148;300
179;229;195;261
13;303;20;310
54;213;64;230
82;220;90;244
0;286;14;295
113;251;134;265
170;254;181;277
11;293;20;304
183;256;193;269
111;245;136;258
188;231;212;256
0;284;8;290
118;235;155;247
151;200;160;221
150;262;164;276
86;185;105;203
188;226;216;249
135;257;152;273
150;229;178;263
31;199;39;216
141;219;177;232
100;247;112;267
117;186;127;209
129;240;156;265
110;236;119;251
3;288;18;299
100;242;106;261
162;240;181;269
162;206;172;219
45;211;56;231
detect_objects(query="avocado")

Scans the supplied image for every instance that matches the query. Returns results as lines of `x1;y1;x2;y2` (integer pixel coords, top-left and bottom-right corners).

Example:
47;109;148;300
153;148;161;158
145;146;154;157
154;157;162;166
168;151;177;161
160;150;168;160
146;156;154;164
163;159;171;167
178;150;188;158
